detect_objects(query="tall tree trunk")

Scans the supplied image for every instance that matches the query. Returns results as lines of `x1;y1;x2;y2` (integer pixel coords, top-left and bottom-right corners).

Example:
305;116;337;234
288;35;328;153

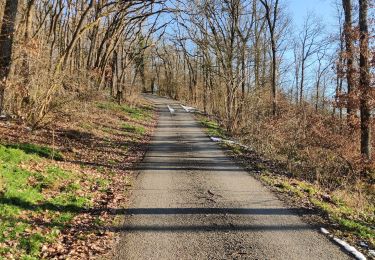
300;57;305;103
270;41;277;115
359;0;371;160
260;0;279;116
342;0;356;127
315;77;320;112
336;23;345;123
0;0;19;114
19;0;36;115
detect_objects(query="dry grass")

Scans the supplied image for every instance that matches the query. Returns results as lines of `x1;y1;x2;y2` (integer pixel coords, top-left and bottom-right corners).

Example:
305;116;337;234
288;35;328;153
196;90;374;254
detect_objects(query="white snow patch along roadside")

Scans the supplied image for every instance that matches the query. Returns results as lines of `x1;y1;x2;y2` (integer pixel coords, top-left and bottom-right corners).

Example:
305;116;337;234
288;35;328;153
320;227;330;235
332;237;366;260
181;105;196;112
167;105;175;115
320;228;366;259
210;137;222;142
208;136;253;151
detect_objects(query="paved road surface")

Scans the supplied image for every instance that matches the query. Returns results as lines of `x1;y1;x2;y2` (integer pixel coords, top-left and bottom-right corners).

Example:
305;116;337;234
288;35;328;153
114;95;351;260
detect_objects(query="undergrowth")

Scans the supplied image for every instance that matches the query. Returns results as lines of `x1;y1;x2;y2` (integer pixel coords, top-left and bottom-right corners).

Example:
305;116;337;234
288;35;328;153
198;114;375;250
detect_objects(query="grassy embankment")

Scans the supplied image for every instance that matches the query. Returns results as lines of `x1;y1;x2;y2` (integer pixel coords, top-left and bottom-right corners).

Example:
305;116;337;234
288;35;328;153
0;99;155;259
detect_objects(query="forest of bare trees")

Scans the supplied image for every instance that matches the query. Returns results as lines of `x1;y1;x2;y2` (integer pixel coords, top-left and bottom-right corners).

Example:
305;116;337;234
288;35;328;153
149;0;374;176
0;0;373;176
0;0;170;127
0;0;374;258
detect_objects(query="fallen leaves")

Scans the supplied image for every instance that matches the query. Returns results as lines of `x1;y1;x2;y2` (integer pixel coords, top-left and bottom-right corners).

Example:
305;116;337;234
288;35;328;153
0;97;157;259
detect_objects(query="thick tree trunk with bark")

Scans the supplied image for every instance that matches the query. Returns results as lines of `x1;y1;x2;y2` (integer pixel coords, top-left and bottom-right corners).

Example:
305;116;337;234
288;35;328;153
0;0;19;114
342;0;356;126
358;0;371;160
260;0;279;116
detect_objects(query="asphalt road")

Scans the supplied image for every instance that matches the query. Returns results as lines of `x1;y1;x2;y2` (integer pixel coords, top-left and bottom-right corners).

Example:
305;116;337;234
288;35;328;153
114;95;352;260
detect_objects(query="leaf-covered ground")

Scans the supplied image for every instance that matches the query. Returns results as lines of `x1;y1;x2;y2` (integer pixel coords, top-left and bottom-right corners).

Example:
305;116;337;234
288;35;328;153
0;97;157;259
196;114;374;258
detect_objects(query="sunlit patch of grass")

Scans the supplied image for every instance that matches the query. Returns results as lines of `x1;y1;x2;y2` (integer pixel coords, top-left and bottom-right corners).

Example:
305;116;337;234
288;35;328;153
101;126;118;135
79;122;93;131
337;219;373;240
197;116;226;138
96;101;152;120
32;166;73;191
5;143;63;161
122;123;145;135
0;145;93;258
96;178;110;192
19;232;46;258
299;182;318;196
120;104;150;120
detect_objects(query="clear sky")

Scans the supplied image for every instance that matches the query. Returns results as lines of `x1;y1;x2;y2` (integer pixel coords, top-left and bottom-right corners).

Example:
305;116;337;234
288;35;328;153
287;0;338;29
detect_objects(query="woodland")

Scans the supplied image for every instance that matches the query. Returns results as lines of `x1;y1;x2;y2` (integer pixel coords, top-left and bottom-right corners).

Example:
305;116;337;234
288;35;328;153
0;0;374;258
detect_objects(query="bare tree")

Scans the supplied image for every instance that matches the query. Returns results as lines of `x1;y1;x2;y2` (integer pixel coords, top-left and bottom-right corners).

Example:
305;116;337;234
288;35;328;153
315;49;332;111
297;13;325;104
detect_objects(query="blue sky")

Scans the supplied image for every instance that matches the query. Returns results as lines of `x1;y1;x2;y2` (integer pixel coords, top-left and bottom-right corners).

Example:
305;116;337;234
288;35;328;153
282;0;340;97
288;0;338;29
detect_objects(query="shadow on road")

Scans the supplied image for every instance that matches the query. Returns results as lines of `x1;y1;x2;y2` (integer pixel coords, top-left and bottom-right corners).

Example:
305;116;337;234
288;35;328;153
113;223;312;233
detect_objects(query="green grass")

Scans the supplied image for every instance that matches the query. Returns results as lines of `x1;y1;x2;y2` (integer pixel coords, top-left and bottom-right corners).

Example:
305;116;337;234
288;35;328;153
80;122;93;130
97;102;152;120
310;197;374;242
32;166;72;191
96;178;110;192
101;126;118;135
198;117;226;138
122;123;145;135
0;145;92;258
5;143;63;161
261;173;374;246
337;218;374;240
